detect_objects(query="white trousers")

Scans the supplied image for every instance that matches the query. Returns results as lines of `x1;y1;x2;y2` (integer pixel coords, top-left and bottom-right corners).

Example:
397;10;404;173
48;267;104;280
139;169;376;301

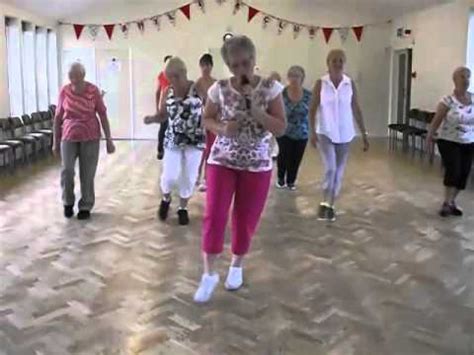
160;147;203;199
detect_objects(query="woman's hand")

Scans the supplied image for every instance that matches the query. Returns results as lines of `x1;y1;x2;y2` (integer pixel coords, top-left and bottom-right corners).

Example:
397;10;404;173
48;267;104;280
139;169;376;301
219;120;241;138
106;139;116;154
362;134;369;152
52;143;61;157
144;115;157;125
426;132;436;155
310;132;318;148
250;102;267;125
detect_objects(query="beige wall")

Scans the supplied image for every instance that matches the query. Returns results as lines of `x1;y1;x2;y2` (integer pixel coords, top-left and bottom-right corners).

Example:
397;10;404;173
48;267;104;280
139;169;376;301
60;1;392;136
390;0;471;114
0;1;56;117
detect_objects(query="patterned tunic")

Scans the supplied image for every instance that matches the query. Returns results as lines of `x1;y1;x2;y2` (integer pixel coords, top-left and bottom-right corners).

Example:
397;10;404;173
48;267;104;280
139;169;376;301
164;83;205;150
207;77;284;172
282;87;312;140
439;93;474;144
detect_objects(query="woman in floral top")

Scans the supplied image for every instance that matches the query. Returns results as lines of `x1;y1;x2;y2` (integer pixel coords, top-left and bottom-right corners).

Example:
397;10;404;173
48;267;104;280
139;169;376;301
428;67;474;217
145;57;204;226
194;35;286;303
276;65;311;190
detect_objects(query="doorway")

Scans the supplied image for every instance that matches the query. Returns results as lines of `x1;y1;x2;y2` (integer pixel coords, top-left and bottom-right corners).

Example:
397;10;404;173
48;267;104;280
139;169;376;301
391;49;412;124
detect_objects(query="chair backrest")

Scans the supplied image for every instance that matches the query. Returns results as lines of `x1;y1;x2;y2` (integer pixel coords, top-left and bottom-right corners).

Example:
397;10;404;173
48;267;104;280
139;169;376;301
21;115;34;133
9;117;25;138
31;112;44;130
0;119;11;140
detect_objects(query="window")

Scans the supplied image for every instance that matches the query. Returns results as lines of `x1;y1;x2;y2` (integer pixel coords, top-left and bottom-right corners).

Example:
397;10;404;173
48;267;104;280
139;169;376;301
47;30;59;106
5;17;24;117
36;27;48;111
21;22;37;114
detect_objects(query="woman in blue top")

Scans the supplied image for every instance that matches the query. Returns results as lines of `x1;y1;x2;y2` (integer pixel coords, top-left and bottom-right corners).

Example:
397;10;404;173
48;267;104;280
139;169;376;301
276;65;312;190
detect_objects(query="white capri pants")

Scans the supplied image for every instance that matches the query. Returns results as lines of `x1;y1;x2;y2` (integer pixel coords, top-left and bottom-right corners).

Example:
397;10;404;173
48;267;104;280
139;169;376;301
161;146;203;199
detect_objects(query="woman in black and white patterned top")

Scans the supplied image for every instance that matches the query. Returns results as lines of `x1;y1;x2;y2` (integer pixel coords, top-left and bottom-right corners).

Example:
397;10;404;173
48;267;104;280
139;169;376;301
428;67;474;217
145;57;204;225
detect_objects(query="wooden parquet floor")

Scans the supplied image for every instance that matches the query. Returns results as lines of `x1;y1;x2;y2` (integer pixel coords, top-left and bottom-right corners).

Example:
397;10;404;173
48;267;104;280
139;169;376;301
1;140;474;355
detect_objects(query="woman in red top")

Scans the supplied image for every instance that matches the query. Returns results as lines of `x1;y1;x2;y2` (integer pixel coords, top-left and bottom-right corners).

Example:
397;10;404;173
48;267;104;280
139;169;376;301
53;62;115;220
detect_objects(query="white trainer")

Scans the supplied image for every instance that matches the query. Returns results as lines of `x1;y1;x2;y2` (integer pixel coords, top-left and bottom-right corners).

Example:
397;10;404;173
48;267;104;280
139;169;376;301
193;273;220;303
225;266;243;291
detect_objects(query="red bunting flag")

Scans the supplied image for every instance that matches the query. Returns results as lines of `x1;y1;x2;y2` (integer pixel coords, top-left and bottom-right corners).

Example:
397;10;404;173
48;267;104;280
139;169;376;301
180;4;191;20
352;26;364;42
322;27;333;43
73;24;85;39
104;24;115;40
248;7;259;22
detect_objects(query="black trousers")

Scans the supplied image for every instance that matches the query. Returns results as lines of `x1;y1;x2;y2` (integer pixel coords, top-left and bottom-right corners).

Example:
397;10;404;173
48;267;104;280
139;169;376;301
157;120;169;154
276;136;308;185
437;139;474;190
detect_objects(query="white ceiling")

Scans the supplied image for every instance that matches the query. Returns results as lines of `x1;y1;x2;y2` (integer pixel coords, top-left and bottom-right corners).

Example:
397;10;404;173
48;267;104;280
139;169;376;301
1;0;452;23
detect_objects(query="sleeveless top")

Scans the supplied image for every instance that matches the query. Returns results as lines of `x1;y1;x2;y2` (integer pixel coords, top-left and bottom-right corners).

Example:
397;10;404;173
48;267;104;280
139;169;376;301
164;83;205;150
207;77;284;172
438;93;474;144
316;74;355;144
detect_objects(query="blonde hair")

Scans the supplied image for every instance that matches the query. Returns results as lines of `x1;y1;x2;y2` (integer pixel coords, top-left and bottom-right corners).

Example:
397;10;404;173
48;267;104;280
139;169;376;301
165;56;187;76
221;35;256;66
326;49;347;65
453;66;471;80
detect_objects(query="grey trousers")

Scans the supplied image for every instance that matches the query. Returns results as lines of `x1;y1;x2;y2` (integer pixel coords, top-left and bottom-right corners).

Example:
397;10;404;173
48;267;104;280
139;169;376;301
318;134;351;203
61;140;100;211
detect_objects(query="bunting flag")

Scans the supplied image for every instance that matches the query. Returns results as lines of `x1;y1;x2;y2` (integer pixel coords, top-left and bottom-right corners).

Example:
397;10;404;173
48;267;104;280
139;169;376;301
151;16;161;31
293;24;301;39
322;27;334;43
88;25;100;40
137;21;145;33
262;16;272;29
278;20;288;35
73;24;84;39
62;0;379;44
120;23;129;38
353;26;364;42
248;6;259;22
180;4;191;20
337;27;350;43
167;11;177;25
104;24;115;40
308;26;318;40
197;0;205;13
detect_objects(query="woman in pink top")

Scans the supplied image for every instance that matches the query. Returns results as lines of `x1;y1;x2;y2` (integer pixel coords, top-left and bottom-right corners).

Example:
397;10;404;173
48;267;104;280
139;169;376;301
53;62;115;220
193;36;286;303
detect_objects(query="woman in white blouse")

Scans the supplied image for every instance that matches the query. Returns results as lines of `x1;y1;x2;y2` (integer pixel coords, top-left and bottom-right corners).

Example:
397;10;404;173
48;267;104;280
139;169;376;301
427;67;474;217
309;49;369;222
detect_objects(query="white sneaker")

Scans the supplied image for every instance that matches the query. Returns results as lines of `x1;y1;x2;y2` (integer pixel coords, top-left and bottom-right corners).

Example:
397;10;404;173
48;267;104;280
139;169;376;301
198;182;207;192
225;266;243;291
193;273;220;303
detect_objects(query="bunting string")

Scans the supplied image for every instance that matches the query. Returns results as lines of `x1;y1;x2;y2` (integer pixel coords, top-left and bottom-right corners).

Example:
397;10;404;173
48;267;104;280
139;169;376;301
61;0;391;43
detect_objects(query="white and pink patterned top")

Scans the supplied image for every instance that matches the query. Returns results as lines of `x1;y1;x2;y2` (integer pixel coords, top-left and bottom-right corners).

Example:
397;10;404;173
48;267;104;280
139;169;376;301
207;77;283;172
438;93;474;144
56;82;106;142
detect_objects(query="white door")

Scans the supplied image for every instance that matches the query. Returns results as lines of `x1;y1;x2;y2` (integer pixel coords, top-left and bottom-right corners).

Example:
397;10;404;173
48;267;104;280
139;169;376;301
96;49;132;139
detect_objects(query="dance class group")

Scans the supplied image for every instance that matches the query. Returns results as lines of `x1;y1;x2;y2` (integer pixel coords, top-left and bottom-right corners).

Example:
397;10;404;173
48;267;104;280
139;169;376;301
52;34;474;303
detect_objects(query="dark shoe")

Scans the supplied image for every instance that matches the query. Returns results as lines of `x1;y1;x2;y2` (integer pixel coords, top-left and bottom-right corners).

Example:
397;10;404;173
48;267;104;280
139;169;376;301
64;205;74;219
77;210;91;220
178;209;189;225
450;203;463;217
276;180;286;189
157;151;164;160
326;206;336;222
158;199;171;221
439;203;452;218
317;203;328;221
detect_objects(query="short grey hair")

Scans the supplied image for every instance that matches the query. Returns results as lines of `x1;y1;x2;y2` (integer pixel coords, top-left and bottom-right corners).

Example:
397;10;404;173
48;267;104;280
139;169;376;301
453;66;471;81
287;65;305;83
165;56;187;76
326;49;347;65
221;35;256;66
70;62;86;76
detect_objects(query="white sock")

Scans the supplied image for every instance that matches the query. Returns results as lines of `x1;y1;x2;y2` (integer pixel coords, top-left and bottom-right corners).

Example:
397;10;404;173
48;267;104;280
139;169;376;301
225;266;243;291
193;273;220;303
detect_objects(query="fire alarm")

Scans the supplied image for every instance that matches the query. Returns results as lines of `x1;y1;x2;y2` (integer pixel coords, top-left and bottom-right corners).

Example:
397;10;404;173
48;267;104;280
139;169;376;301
397;27;412;38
